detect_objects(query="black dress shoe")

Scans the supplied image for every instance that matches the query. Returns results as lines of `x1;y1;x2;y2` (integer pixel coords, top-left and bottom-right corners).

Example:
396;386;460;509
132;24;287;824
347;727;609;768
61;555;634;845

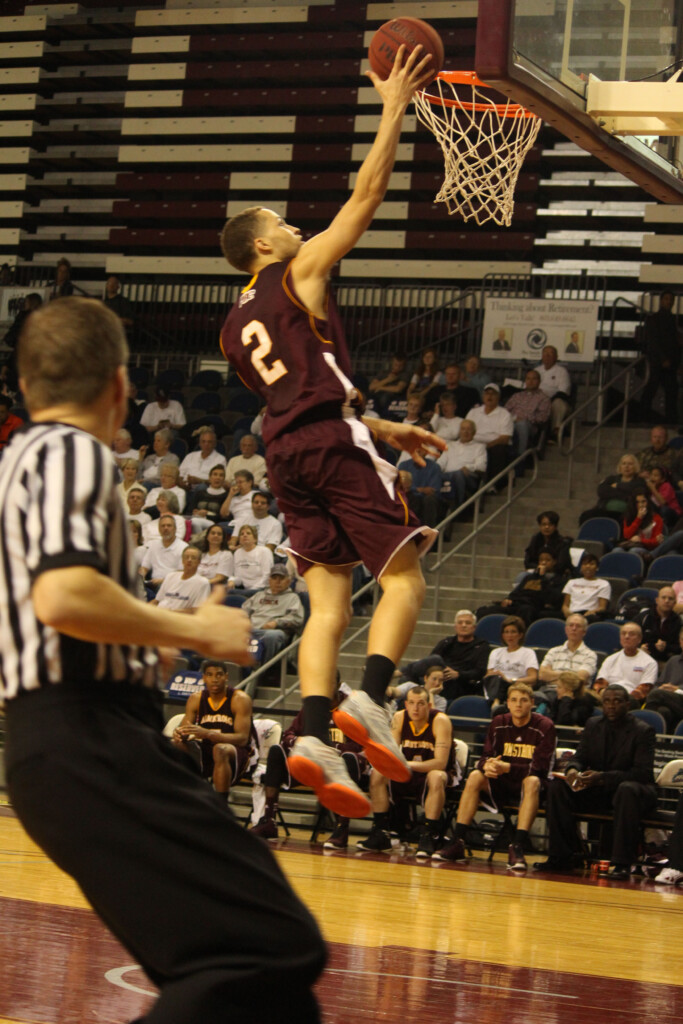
532;857;576;873
601;864;630;881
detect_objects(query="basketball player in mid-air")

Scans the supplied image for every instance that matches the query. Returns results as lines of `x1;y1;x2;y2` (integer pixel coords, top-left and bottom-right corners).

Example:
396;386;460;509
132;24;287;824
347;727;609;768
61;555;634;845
220;44;446;816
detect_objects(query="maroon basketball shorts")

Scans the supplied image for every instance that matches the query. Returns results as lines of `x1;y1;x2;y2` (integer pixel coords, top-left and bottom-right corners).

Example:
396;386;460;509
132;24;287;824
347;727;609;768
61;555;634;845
266;416;437;578
203;742;254;783
390;771;429;806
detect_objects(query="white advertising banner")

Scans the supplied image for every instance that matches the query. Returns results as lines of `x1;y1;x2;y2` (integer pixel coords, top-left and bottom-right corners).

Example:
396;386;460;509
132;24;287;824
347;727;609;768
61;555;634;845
481;297;600;363
0;286;51;324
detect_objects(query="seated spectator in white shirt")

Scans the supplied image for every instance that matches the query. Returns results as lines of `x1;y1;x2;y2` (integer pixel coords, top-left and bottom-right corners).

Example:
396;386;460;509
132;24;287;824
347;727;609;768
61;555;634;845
150;545;211;611
468;384;514;482
225;434;267;487
117;458;142;505
561;553;611;622
231;490;284;552
112;427;141;469
229;524;273;592
179;426;227;488
127;485;152;527
403;394;429;427
144;462;187;514
142;491;187;544
593;622;658;706
437;418;487;506
140;386;187;438
538;614;598;690
429;391;462;442
534;346;572;438
483;615;539;706
141;428;180;485
139;514;188;588
197;524;234;586
128;518;148;571
185;464;230;532
220;471;256;542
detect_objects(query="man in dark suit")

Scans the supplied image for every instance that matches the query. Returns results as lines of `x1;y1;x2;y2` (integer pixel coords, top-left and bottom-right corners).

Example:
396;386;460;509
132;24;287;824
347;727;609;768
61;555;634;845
534;684;657;879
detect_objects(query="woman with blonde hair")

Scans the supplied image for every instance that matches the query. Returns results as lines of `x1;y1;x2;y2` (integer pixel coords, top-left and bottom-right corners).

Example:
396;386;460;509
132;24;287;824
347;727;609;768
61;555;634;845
229;523;273;592
579;452;645;525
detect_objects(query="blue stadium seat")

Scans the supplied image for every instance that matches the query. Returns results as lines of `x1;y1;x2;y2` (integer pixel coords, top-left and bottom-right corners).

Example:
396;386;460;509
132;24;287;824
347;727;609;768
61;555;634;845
584;621;621;655
226;390;260;416
154;368;186;391
673;720;683;747
474;613;506;644
191;391;222;414
190;369;223;390
631;709;666;734
646;555;683;587
597;550;644;585
577;517;620;554
447;695;490;730
524;618;567;649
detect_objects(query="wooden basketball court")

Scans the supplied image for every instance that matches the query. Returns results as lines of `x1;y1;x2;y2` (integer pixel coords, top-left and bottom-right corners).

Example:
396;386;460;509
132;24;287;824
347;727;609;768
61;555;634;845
1;806;682;1024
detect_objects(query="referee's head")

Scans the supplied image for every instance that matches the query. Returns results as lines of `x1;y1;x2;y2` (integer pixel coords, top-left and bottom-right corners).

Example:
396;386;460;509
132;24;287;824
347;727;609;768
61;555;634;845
18;297;129;415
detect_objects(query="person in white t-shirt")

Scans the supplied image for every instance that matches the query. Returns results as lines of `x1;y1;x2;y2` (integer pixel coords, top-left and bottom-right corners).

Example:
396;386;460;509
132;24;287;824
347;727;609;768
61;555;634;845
142;491;186;545
139;514;187;588
484;615;539;706
230;490;284;552
198;524;235;586
179;427;227;488
151;545;211;611
593;622;658;705
534;346;571;439
126;485;152;528
429;392;462;443
225;434;267;487
144;462;187;514
229;524;273;592
467;384;513;482
140;387;186;437
561;553;611;622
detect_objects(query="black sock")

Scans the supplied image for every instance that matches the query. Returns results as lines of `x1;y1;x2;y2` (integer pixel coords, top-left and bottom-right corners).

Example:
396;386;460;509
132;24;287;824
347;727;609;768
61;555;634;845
514;828;529;848
425;817;440;835
454;822;468;840
361;654;396;706
374;811;390;831
302;695;332;744
264;794;278;819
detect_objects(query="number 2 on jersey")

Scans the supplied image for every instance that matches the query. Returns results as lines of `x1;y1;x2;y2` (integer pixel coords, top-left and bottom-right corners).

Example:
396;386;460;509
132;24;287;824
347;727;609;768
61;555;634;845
242;320;287;386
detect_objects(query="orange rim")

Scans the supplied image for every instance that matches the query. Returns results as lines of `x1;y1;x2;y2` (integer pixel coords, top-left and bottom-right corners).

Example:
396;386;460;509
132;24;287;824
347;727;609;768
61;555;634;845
418;70;539;119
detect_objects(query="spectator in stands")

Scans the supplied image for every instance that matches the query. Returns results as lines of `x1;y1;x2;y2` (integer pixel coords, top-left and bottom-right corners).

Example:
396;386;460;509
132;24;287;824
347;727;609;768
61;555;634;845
429;391;462;443
140;387;187;437
368;353;409;415
534;684;656;878
538;614;598;694
406;609;490;703
357;686;454;858
226;433;267;487
231;489;284;552
543;670;594;727
229;524;273;592
644;626;683;732
593;622;658;706
142;491;186;544
635;585;682;665
561;553;611;622
112;427;142;469
645;465;682;528
141;428;180;485
618;491;683;560
221;470;257;540
637;426;676;474
145;462;187;515
467;383;513;482
436;418;487;508
402;394;428;427
151;544;211;611
522;510;572;576
117;458;142;505
406;347;445;404
535;345;571;441
251;683;366;847
482;616;539;706
198;524;234;586
242;564;305;683
179;426;227;488
505;369;551;456
477;551;566;625
185;464;230;531
103;275;134;331
50;257;73;299
139;513;187;588
578;453;645;525
387;665;447;712
126;485;152;528
461;354;491;397
128;519;147;572
435;682;555;870
171;660;257;801
2;292;42;356
432;363;479;417
400;453;443;528
0;395;23;452
639;291;680;426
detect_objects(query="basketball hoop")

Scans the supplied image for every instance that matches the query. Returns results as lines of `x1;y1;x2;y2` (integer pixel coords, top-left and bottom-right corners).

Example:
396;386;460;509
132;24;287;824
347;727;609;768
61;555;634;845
413;71;542;227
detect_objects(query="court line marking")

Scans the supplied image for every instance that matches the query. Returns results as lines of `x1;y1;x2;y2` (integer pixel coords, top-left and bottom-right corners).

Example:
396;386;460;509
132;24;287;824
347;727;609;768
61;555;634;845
324;967;578;999
105;965;156;997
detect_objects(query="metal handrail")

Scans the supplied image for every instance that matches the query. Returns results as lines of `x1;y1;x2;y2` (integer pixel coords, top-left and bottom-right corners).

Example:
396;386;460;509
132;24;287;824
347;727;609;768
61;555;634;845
557;354;648;498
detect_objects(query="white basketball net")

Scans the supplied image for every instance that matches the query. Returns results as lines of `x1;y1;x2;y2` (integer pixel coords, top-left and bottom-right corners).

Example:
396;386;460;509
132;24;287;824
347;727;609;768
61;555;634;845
413;72;542;227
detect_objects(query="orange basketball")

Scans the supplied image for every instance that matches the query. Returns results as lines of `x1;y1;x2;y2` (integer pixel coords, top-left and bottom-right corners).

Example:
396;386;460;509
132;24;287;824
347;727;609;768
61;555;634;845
368;17;444;84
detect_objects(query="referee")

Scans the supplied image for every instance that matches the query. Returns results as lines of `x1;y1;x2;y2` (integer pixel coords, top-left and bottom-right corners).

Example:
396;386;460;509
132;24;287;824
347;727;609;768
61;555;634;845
0;298;325;1023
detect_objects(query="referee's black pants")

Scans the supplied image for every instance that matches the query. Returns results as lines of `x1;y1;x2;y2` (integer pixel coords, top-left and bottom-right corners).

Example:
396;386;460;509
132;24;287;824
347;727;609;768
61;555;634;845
5;682;326;1024
670;792;683;872
545;777;657;865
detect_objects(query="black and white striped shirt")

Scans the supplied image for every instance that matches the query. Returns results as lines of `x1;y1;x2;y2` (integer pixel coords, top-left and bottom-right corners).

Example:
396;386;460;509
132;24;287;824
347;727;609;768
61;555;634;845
0;422;158;699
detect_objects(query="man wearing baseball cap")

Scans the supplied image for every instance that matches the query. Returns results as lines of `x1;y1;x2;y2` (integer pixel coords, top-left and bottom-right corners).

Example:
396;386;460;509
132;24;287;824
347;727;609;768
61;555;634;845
241;564;306;690
467;383;514;482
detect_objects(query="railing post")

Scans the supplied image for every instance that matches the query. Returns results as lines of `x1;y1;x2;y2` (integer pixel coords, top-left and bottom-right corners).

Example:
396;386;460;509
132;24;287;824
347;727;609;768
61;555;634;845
504;470;512;556
622;368;630;449
432;528;443;619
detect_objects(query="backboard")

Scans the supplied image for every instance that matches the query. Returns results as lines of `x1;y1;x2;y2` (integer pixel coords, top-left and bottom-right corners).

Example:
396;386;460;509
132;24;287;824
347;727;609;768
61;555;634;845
475;0;683;202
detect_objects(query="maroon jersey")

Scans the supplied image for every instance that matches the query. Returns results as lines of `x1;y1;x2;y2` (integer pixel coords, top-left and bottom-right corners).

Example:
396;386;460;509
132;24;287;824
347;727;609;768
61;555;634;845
476;712;556;786
219;260;355;444
196;687;257;775
399;708;454;771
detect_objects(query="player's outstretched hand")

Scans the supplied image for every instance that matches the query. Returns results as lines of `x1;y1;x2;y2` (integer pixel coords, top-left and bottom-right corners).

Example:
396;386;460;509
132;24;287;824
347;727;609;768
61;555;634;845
367;43;435;108
191;587;254;664
366;417;447;467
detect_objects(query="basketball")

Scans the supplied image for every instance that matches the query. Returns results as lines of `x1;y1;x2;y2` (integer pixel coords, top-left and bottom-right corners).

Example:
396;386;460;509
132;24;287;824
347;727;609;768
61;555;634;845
368;17;444;83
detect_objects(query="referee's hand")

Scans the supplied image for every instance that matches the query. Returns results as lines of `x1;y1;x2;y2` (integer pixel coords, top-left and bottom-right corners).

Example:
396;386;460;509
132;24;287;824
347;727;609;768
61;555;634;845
191;588;254;664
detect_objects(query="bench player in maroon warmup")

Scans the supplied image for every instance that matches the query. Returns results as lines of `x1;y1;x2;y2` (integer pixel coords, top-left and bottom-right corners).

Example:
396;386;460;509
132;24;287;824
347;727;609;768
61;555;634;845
219;46;445;817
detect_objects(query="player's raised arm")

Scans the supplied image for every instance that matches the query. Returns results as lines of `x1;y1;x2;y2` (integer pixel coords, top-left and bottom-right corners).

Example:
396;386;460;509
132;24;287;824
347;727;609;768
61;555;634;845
292;45;433;284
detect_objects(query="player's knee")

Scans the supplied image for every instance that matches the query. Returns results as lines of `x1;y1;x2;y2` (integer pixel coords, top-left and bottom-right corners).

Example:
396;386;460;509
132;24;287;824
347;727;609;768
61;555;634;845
214;742;236;766
522;775;540;795
465;769;486;792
